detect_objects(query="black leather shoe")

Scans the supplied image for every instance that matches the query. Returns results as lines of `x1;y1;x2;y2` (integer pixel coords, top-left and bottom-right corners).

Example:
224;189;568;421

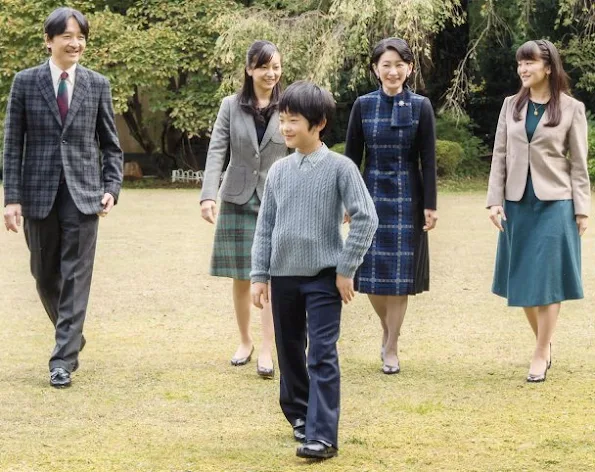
231;346;254;366
50;367;71;388
256;360;274;379
296;440;337;459
292;419;306;443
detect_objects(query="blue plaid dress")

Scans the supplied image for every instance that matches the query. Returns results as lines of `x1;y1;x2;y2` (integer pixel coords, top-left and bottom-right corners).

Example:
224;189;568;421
345;88;437;295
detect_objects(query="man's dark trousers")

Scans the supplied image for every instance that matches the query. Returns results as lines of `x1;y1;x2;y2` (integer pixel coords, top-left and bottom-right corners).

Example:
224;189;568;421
24;182;98;373
271;267;342;448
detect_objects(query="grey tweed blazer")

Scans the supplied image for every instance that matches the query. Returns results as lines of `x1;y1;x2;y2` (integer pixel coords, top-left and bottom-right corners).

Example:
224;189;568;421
3;61;123;219
200;94;287;205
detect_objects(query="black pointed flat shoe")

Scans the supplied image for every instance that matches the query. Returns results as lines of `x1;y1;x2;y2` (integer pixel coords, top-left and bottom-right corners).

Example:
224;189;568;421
256;359;274;379
230;346;254;366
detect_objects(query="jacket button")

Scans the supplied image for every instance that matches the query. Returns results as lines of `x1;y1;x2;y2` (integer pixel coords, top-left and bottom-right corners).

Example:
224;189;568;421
253;170;258;175
255;153;260;159
62;139;67;144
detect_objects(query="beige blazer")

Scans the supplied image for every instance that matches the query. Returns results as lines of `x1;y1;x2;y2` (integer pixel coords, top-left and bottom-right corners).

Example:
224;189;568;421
486;93;590;216
200;94;287;205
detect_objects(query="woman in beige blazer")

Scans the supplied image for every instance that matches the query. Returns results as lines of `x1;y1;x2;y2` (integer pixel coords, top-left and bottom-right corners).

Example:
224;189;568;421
486;40;590;383
200;41;287;378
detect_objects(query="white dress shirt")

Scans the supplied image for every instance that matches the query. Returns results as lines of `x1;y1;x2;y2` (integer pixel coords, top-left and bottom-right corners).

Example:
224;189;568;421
49;59;77;106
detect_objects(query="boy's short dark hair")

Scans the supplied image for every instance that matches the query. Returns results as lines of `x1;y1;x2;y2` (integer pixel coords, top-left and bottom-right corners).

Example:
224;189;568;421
44;7;89;41
279;81;335;137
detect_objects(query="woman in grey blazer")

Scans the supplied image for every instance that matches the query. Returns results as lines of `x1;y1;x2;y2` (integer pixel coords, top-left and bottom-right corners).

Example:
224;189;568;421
200;40;287;378
487;40;590;383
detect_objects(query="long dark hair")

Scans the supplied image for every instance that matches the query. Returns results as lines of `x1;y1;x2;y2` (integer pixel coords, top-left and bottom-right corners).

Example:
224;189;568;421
513;39;569;127
370;37;414;89
237;40;281;123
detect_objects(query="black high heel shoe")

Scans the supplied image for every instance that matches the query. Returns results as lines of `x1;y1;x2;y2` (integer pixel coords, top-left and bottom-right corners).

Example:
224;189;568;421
526;367;547;383
547;342;552;370
527;355;548;383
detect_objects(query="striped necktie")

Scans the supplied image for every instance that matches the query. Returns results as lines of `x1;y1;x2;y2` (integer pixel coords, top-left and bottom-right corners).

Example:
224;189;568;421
57;71;69;124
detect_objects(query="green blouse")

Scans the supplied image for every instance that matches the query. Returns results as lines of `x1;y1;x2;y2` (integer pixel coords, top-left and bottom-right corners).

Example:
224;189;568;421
526;100;546;142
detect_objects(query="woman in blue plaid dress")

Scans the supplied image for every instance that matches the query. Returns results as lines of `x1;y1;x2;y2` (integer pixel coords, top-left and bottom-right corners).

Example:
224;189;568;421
345;38;437;374
200;41;287;378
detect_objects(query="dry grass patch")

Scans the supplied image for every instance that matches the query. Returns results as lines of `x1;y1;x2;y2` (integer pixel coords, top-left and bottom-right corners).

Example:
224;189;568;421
1;188;594;471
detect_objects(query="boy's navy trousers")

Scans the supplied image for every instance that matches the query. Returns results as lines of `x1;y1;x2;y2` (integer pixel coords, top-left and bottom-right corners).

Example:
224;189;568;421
271;267;342;448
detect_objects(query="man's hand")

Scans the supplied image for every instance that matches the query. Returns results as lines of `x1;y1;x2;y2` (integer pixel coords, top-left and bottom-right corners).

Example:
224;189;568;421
576;215;588;236
98;193;115;217
4;203;22;233
336;274;355;304
489;205;506;232
251;282;269;309
201;200;218;224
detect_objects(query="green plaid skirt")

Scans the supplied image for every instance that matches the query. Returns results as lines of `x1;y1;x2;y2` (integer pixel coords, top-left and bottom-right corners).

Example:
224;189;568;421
210;192;260;280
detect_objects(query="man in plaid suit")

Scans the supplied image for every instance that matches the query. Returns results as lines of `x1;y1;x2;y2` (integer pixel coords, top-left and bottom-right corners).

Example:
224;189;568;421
2;7;123;387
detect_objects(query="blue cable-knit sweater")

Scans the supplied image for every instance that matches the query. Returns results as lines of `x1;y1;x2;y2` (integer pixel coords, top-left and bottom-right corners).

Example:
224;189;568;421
250;148;379;283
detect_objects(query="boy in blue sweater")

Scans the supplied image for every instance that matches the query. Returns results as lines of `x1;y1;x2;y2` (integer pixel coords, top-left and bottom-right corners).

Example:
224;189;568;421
251;81;378;459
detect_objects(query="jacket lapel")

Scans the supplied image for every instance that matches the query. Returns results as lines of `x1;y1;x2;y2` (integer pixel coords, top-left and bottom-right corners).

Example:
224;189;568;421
63;66;90;132
37;62;62;128
241;110;259;152
512;101;530;144
259;111;279;151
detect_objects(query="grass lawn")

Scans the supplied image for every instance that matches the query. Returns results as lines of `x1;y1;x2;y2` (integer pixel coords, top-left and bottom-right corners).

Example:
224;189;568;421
1;188;594;471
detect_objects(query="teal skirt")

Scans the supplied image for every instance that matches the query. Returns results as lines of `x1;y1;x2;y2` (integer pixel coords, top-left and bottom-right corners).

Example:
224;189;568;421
492;176;583;307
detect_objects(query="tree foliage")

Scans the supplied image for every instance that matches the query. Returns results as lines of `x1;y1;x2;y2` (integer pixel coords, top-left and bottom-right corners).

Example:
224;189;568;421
215;0;465;94
1;0;594;177
0;0;240;174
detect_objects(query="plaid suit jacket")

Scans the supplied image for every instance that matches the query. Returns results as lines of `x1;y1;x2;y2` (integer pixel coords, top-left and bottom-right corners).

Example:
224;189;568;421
3;61;123;219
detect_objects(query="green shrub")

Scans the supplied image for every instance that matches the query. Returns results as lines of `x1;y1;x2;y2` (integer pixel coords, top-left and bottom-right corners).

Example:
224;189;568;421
436;140;464;176
435;111;489;177
330;142;345;155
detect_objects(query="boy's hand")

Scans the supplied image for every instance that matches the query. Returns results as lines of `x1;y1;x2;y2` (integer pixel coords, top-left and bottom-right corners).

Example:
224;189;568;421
251;282;269;309
336;274;355;304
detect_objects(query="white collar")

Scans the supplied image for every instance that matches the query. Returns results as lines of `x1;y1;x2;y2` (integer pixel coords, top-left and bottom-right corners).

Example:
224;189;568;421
49;59;77;85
